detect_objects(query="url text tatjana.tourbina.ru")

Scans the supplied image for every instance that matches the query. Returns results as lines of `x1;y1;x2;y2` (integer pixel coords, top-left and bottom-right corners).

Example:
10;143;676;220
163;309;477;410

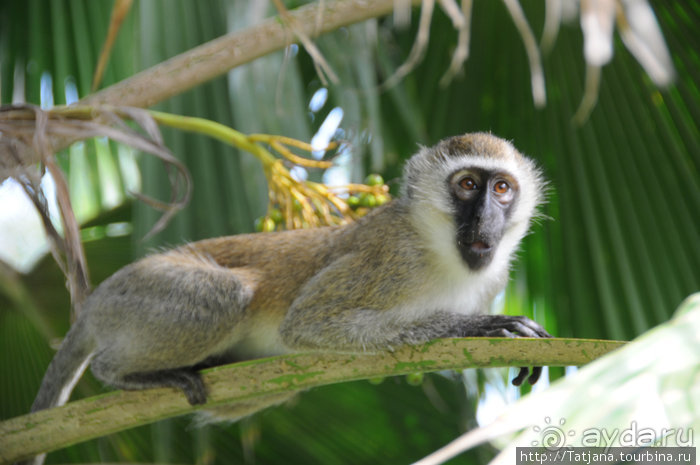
516;447;696;465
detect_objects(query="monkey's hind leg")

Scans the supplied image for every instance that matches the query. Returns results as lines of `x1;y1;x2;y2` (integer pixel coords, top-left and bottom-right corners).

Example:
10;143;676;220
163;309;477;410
89;354;209;405
87;250;255;405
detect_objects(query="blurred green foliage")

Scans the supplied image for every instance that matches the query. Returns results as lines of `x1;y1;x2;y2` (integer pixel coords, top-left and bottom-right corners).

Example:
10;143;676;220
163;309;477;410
0;1;698;464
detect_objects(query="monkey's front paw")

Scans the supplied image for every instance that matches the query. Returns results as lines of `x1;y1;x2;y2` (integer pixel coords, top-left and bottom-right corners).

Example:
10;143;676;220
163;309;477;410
460;315;551;386
473;315;551;339
511;366;543;386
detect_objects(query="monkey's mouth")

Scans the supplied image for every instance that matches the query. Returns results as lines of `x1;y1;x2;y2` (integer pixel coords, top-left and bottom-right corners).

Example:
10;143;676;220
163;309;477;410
468;241;492;254
456;238;496;270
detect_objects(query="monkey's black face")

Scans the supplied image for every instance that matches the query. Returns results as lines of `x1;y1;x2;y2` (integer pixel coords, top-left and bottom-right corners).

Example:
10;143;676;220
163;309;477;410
448;167;519;270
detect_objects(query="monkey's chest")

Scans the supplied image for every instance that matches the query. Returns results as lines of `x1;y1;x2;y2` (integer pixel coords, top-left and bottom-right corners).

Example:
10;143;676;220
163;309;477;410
406;272;502;317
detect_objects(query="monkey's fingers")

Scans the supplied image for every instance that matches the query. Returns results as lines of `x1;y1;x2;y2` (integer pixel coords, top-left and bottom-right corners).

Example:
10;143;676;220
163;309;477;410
507;317;548;386
512;367;529;386
482;328;518;338
496;322;540;339
506;316;552;338
477;315;551;339
511;366;543;386
528;366;543;385
520;318;552;338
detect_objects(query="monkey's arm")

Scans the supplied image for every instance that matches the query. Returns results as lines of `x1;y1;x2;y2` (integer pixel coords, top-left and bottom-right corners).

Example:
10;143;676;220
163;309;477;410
404;313;551;386
282;248;547;339
281;302;550;385
279;248;550;383
281;302;549;351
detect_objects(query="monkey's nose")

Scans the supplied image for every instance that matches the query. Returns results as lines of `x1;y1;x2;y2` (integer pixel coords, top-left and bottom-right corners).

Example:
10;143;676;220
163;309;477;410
469;241;492;254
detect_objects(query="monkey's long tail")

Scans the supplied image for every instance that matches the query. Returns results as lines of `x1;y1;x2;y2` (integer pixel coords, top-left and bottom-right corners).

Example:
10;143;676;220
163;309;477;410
30;317;95;413
16;318;95;465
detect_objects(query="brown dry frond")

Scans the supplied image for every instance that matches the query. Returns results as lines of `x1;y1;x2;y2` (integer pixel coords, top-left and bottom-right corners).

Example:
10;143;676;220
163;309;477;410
0;104;191;317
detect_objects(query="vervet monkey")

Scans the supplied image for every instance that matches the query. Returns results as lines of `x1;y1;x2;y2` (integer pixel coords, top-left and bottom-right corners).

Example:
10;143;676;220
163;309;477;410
28;132;550;419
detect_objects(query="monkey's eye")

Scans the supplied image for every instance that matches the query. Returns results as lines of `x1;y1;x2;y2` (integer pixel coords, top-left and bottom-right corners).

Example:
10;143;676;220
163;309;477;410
459;177;478;190
494;181;510;194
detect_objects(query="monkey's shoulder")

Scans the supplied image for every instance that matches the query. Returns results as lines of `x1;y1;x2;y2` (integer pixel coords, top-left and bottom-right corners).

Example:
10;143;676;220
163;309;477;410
337;200;421;247
287;204;432;310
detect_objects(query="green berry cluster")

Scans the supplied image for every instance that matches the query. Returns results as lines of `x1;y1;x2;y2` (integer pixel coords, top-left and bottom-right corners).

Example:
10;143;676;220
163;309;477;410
254;173;390;232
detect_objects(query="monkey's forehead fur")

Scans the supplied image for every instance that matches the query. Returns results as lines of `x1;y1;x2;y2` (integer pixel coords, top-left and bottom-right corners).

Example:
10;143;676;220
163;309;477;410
402;132;544;222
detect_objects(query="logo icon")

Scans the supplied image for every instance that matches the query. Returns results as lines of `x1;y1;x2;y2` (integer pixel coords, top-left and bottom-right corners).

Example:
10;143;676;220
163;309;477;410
531;417;575;450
